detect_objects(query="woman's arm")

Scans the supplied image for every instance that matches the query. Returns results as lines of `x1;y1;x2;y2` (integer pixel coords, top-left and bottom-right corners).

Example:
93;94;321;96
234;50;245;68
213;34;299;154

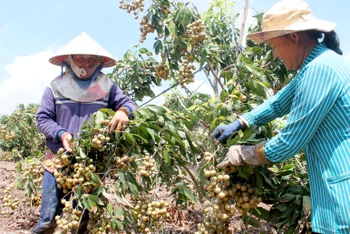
36;87;65;142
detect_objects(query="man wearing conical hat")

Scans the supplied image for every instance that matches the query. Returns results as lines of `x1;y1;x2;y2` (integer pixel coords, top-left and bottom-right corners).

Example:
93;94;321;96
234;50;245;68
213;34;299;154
211;0;350;232
34;32;136;234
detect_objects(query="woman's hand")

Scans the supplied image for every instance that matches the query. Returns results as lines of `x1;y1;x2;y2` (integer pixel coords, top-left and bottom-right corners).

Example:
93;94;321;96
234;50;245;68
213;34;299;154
210;120;242;144
61;132;73;153
109;109;130;133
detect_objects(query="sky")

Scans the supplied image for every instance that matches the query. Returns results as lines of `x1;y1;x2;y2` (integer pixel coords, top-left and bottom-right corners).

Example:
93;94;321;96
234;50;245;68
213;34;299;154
1;0;349;115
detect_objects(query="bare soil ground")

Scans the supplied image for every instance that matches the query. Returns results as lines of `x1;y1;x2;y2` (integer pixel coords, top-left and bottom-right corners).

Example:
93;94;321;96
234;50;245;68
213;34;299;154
0;161;38;233
0;160;274;234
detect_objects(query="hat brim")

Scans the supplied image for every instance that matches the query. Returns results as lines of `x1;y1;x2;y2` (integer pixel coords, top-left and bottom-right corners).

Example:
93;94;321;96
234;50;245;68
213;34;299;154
49;54;117;68
247;18;337;44
48;32;117;68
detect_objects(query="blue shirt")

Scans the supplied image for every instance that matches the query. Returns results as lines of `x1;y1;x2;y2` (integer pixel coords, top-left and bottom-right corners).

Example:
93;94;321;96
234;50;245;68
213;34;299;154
243;43;350;233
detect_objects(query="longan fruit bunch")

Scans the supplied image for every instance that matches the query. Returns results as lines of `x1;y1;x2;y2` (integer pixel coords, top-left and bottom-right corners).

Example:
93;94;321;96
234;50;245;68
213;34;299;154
115;154;136;169
53;198;83;234
155;58;170;80
53;158;98;194
187;19;208;45
177;55;196;87
196;217;230;234
2;192;19;212
137;155;157;177
119;0;145;19
203;151;264;220
231;182;263;214
91;119;111;150
139;16;155;43
87;210;111;234
17;158;43;206
203;169;236;221
0;127;16;141
132;196;170;234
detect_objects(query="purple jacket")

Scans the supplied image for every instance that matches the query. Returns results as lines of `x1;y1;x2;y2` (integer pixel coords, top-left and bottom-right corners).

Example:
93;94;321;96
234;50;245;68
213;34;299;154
36;79;136;153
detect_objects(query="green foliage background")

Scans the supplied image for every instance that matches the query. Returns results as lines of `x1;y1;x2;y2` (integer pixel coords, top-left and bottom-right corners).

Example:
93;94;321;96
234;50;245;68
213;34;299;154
0;0;311;233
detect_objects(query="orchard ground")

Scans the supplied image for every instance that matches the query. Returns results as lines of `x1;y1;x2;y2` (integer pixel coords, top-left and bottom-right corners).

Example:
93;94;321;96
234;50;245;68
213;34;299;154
0;155;273;234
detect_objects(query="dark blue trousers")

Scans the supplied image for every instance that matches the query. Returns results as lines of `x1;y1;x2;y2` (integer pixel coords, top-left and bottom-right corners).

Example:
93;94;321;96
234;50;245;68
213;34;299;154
33;170;64;233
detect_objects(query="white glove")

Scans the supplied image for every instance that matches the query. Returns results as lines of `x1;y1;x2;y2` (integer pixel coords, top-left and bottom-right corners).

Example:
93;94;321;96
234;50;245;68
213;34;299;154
217;142;271;168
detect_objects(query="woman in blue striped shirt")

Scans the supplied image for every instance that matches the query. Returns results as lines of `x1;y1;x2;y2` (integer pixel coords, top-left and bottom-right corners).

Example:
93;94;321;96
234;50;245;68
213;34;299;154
211;0;350;233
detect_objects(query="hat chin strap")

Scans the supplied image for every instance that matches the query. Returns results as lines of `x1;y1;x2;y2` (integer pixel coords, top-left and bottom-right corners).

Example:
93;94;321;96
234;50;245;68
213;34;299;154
67;55;88;78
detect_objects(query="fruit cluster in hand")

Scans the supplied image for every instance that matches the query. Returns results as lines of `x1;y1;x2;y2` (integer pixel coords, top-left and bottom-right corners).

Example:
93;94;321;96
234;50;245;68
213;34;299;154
54;156;97;194
198;151;264;233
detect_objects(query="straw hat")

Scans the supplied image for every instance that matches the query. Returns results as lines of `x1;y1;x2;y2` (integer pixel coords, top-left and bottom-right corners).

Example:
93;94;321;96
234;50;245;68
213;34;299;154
49;32;117;67
247;0;337;44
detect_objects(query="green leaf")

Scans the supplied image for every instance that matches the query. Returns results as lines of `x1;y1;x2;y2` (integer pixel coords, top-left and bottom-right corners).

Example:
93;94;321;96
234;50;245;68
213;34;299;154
132;133;148;143
82;195;97;211
88;172;101;185
79;148;87;159
16;180;24;190
99;108;115;116
275;203;288;212
115;205;124;218
251;207;270;221
106;203;113;216
129;182;139;196
285;224;298;234
242;212;260;228
279;193;296;203
147;105;167;115
94;111;105;129
183;188;196;203
240;127;255;141
154;40;163;55
89;194;104;206
244;63;262;78
123;132;135;144
236;166;254;180
75;187;83;198
162;149;170;164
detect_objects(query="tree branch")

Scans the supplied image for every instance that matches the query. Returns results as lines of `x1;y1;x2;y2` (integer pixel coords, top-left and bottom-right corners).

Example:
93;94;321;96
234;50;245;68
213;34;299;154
207;62;225;91
237;0;249;50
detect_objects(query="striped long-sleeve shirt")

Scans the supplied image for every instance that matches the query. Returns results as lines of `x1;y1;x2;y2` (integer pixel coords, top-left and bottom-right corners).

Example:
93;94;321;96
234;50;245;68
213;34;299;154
242;43;350;233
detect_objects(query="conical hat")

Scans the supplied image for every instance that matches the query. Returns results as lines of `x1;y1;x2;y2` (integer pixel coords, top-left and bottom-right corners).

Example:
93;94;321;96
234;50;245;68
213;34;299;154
49;32;117;67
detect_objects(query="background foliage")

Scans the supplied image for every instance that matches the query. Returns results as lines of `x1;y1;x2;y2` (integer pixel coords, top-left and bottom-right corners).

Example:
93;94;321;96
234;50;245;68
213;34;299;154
0;0;311;233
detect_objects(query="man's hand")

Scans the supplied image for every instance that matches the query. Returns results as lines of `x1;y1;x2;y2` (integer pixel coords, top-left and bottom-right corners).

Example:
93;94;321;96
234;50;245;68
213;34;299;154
210;120;242;144
217;142;270;168
61;132;73;153
109;109;130;133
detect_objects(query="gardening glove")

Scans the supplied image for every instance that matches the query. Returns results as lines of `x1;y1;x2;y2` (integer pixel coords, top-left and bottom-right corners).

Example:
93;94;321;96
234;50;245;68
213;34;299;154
109;107;130;133
211;120;242;144
217;142;271;168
